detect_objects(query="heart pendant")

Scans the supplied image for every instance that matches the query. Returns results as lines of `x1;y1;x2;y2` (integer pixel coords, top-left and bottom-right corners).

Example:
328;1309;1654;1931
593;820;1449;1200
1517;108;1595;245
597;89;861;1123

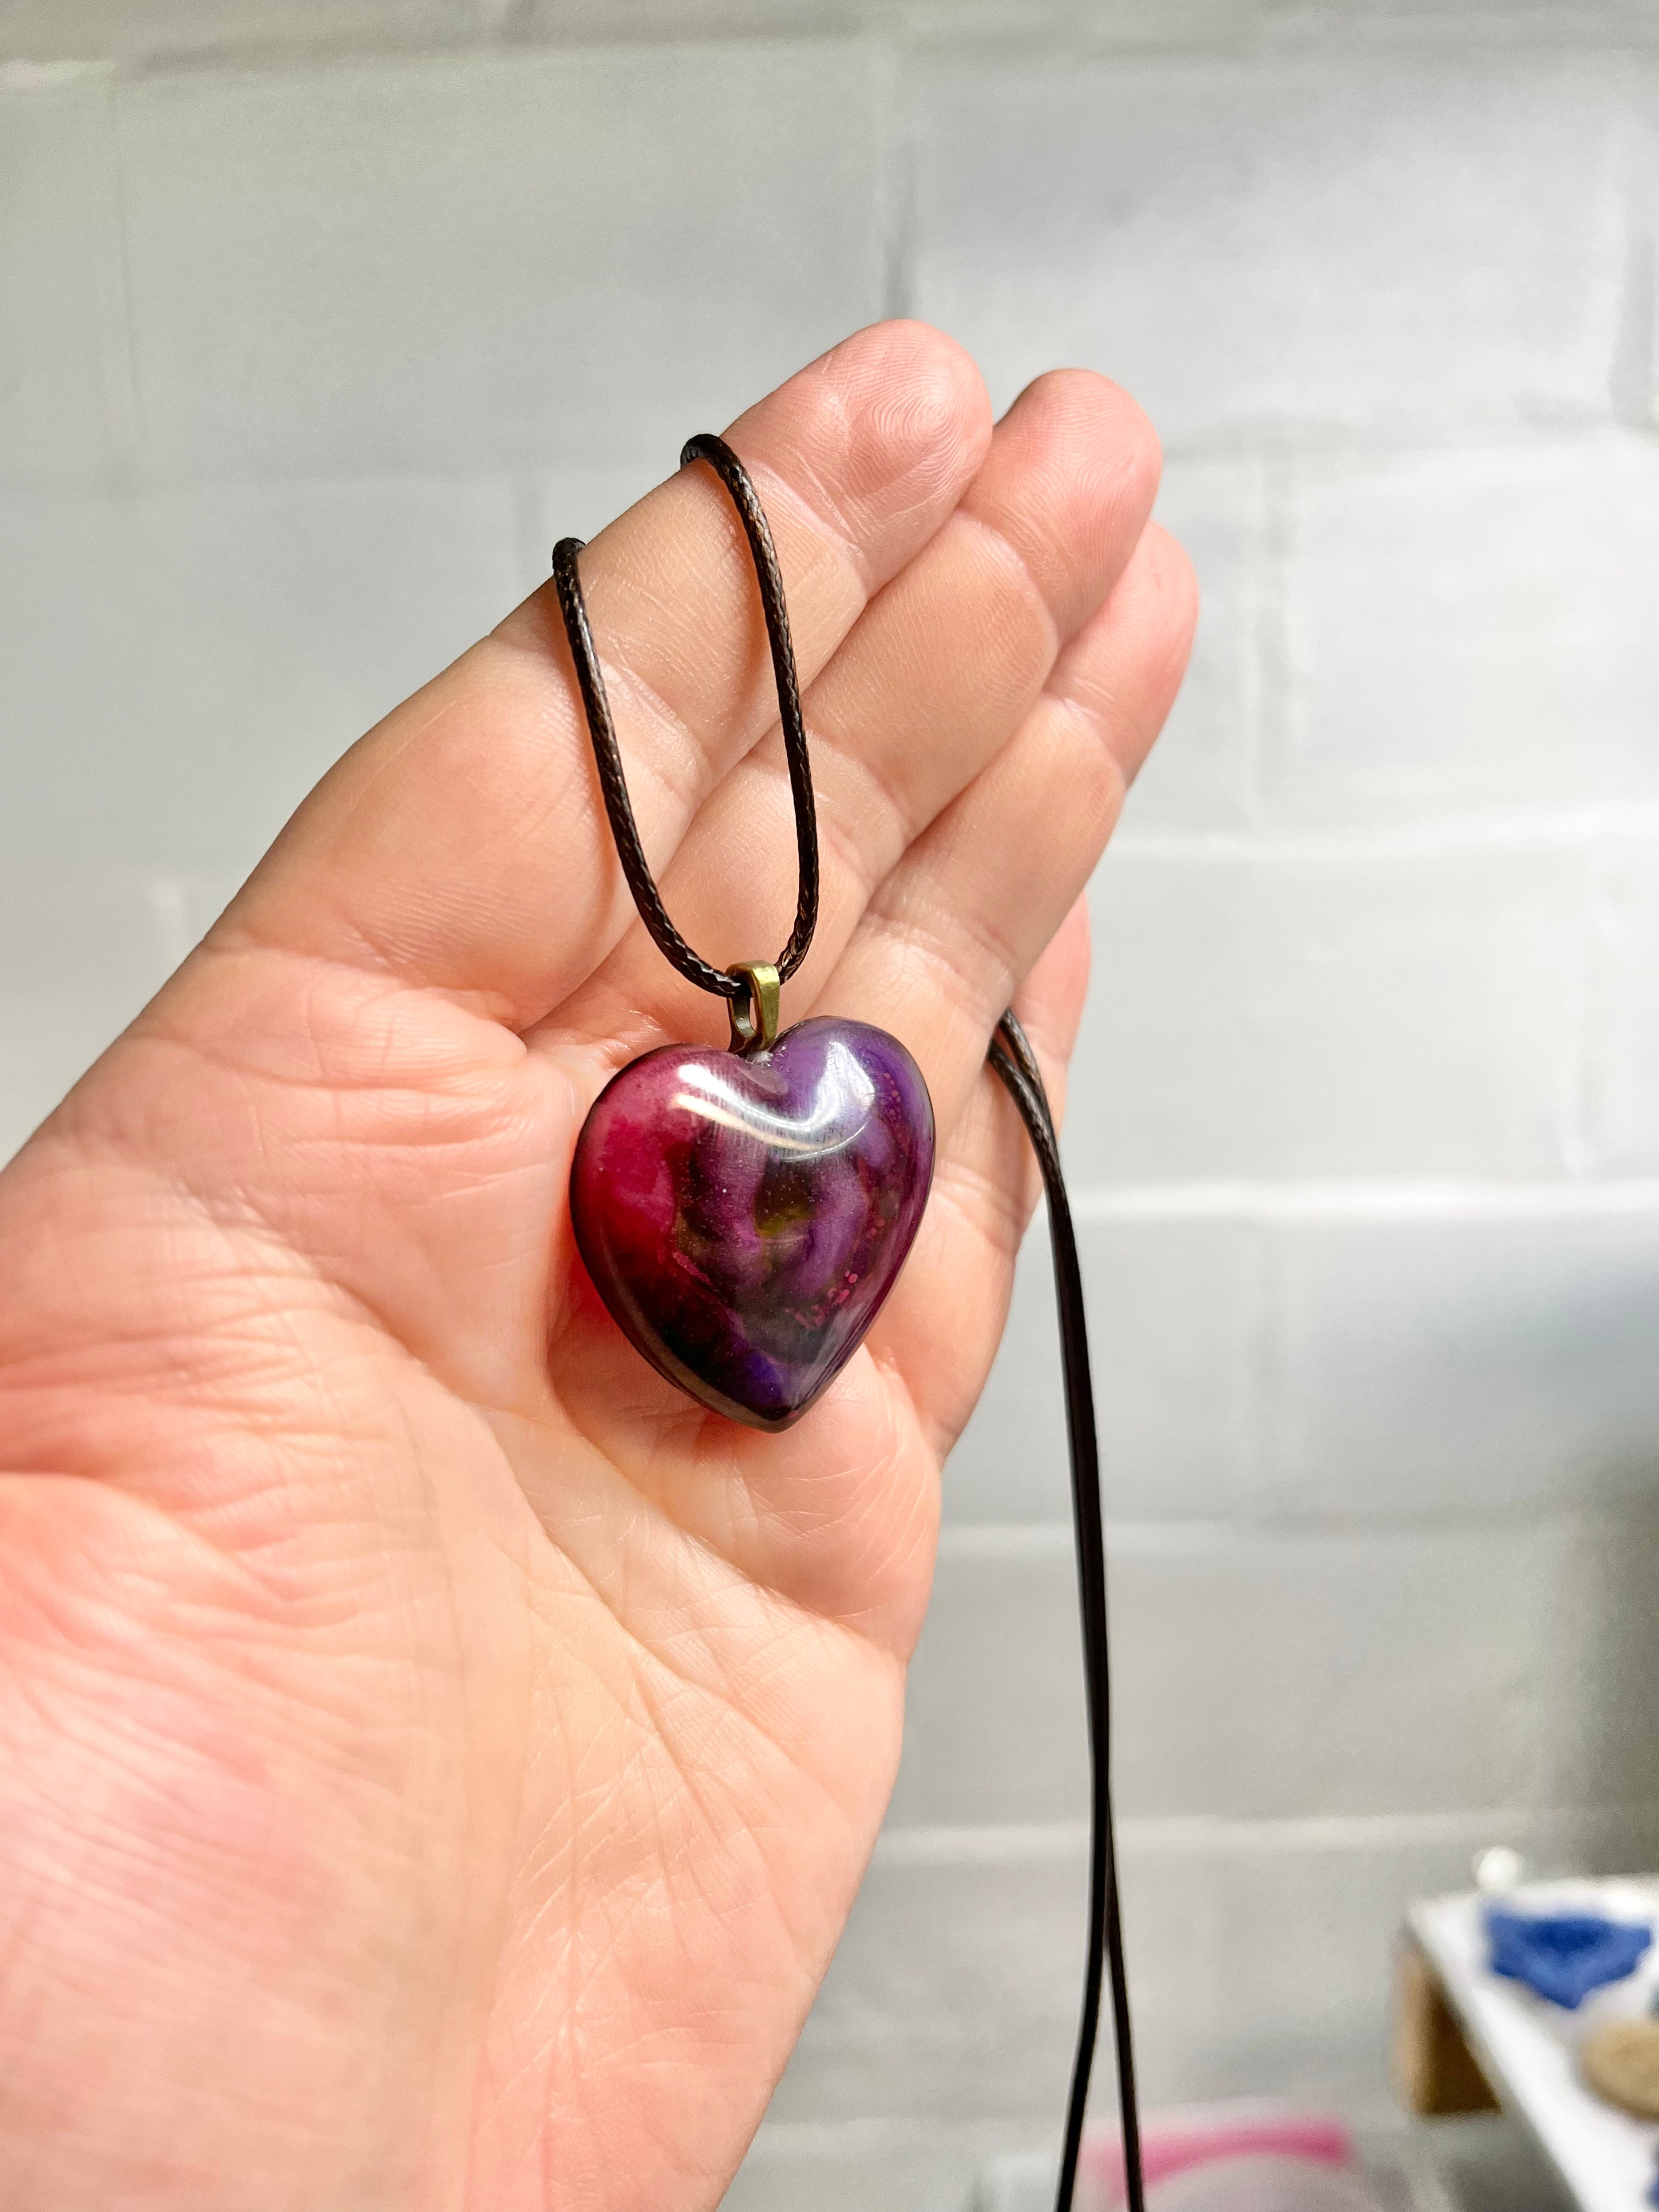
571;1018;934;1430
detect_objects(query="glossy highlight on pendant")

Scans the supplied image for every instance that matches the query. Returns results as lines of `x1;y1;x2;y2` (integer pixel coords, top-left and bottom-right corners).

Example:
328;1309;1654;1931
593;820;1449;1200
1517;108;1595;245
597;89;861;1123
571;1018;934;1430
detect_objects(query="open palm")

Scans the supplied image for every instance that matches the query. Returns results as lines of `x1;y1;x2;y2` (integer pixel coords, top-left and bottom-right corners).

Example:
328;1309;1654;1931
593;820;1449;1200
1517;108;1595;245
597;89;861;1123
0;323;1193;2212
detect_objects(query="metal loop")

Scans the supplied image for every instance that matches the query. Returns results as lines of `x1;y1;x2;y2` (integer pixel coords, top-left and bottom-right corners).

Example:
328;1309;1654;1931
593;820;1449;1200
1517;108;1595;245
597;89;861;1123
725;962;781;1055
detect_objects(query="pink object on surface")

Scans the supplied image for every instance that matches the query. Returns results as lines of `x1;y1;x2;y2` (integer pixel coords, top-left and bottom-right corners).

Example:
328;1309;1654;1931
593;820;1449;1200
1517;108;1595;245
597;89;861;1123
1143;2155;1389;2211
1082;2108;1355;2208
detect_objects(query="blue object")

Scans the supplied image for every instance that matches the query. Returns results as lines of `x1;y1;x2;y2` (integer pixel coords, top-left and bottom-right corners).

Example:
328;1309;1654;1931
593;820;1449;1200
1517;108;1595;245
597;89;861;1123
1648;2147;1659;2209
1485;1906;1653;2009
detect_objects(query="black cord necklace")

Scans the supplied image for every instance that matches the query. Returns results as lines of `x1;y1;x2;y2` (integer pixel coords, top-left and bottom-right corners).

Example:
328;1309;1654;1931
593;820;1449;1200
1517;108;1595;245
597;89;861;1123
554;433;1144;2212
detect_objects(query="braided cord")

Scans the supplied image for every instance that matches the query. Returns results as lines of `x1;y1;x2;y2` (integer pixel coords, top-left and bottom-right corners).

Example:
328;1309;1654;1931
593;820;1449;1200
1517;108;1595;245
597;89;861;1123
551;432;819;1001
990;1012;1145;2212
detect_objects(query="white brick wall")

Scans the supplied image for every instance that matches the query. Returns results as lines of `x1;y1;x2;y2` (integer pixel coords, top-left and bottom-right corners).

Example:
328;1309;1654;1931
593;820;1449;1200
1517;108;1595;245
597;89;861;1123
1;5;1655;2208
1585;833;1659;1172
1279;439;1659;823
900;1508;1659;1832
1077;842;1590;1180
114;43;885;478
1262;1200;1659;1515
0;74;131;482
1125;456;1266;831
0;481;529;874
909;53;1633;444
950;1213;1262;1523
0;2;478;60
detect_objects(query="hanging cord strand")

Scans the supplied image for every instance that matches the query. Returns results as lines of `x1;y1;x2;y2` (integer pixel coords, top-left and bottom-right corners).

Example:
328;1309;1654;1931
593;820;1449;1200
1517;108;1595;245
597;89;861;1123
554;443;1142;2212
989;1012;1146;2212
551;432;819;1002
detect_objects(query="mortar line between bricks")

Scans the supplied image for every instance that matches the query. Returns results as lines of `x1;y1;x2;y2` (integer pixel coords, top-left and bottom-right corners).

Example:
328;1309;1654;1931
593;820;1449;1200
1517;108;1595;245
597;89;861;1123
743;2116;1036;2152
874;1802;1659;1867
11;10;1659;77
939;1495;1659;1554
901;13;1659;61
1559;841;1604;1178
0;28;889;87
1247;447;1290;826
1112;804;1659;862
1572;841;1627;1176
1065;1176;1659;1223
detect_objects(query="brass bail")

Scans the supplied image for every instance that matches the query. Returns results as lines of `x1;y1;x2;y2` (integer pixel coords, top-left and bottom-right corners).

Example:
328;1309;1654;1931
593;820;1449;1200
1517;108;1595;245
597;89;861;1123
727;961;781;1055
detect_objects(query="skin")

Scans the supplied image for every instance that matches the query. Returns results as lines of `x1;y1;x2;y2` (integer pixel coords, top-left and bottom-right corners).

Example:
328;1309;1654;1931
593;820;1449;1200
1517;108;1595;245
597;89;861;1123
0;321;1195;2212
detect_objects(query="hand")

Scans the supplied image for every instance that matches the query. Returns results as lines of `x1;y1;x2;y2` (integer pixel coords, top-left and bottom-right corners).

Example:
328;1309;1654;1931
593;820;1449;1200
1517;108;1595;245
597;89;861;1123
0;321;1193;2212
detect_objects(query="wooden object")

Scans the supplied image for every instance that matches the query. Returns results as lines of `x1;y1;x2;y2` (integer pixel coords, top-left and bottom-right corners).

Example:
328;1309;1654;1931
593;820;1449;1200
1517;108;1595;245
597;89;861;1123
1581;2019;1659;2123
1393;1936;1501;2117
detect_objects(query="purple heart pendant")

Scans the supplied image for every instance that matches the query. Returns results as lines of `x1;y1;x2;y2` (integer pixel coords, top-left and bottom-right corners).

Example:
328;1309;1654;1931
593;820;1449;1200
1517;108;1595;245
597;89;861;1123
571;1018;934;1430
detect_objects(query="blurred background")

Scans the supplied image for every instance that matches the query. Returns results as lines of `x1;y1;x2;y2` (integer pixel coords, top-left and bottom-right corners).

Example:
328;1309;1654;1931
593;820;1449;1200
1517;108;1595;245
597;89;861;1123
2;1;1657;2206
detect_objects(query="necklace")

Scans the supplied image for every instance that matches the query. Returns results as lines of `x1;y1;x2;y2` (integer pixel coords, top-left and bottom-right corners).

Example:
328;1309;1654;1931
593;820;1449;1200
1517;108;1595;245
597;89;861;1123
555;433;933;1432
553;435;1144;2212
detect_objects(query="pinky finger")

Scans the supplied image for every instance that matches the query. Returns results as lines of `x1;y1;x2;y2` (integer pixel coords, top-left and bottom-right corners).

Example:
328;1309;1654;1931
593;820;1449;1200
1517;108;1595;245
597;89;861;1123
867;895;1092;1457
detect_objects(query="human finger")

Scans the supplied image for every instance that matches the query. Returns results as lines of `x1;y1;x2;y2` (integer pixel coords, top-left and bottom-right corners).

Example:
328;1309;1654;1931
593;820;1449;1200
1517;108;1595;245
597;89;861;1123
215;320;995;1031
815;521;1197;1143
865;897;1091;1453
546;370;1161;1068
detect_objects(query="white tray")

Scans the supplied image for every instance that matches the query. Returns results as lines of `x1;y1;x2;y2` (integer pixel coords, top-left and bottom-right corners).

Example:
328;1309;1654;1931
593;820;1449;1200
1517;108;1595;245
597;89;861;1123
1409;1878;1659;2212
